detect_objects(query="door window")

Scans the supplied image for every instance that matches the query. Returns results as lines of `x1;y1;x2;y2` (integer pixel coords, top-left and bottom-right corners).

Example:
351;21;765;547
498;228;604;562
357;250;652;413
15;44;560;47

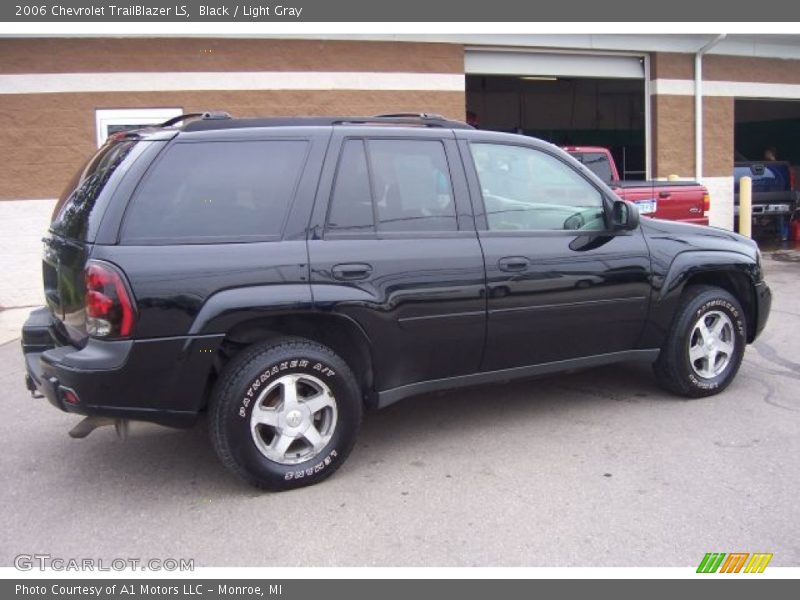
326;139;457;234
470;143;605;231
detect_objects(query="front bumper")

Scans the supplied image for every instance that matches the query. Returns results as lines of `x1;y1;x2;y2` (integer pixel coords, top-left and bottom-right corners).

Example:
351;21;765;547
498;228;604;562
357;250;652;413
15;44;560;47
22;308;223;428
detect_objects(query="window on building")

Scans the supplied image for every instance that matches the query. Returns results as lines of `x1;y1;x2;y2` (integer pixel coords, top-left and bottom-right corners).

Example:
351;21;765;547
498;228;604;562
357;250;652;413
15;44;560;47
95;108;183;147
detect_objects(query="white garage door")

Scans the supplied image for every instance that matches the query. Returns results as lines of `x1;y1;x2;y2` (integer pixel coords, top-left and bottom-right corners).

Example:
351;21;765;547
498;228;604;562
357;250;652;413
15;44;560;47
465;49;645;80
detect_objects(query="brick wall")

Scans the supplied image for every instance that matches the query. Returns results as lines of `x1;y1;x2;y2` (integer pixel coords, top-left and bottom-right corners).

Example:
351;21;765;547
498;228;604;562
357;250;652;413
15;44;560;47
0;89;465;200
0;38;465;200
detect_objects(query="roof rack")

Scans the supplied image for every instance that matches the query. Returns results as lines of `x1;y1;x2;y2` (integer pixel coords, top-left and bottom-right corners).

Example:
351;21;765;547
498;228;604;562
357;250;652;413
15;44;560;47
160;111;232;127
180;113;473;132
374;112;445;119
335;113;471;129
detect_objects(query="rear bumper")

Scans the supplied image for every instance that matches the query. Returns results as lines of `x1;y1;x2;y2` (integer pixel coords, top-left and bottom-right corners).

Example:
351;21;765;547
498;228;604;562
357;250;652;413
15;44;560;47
734;202;796;218
21;308;224;428
753;281;772;341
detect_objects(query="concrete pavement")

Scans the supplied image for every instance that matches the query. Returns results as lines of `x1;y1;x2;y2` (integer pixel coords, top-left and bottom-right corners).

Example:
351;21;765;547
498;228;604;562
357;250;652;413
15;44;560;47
0;253;798;567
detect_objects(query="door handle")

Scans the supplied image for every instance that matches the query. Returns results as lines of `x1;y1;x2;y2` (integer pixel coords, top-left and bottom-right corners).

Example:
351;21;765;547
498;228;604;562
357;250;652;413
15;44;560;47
331;263;373;281
658;191;671;198
498;256;530;272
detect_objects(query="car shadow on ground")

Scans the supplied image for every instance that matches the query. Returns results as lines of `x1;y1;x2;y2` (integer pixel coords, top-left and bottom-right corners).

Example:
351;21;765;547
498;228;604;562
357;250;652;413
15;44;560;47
46;360;674;495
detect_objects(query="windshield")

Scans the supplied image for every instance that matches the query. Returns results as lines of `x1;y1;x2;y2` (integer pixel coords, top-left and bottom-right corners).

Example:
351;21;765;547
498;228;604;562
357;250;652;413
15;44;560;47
50;140;138;241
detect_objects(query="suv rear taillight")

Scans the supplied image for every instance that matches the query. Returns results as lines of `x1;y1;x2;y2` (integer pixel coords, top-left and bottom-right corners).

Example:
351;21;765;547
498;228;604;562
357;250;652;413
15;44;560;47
703;193;711;213
85;261;135;338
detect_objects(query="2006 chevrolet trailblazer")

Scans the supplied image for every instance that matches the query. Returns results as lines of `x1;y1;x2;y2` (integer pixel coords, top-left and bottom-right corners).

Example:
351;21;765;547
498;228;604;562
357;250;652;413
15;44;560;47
21;113;772;490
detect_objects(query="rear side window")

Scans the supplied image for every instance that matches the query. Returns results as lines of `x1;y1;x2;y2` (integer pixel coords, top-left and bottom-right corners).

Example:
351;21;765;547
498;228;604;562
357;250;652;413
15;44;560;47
122;140;308;243
325;138;457;234
51;140;138;241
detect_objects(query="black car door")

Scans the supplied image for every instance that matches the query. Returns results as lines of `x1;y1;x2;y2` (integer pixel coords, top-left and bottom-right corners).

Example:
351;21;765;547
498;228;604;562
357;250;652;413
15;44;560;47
458;132;652;371
307;127;487;394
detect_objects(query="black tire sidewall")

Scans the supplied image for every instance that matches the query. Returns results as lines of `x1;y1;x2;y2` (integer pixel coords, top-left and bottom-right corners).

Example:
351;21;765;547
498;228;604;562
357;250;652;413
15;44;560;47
217;344;360;490
679;292;746;394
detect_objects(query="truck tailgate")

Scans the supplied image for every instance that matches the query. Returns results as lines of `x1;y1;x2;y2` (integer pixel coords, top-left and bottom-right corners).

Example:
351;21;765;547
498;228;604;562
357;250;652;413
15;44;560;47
612;181;708;225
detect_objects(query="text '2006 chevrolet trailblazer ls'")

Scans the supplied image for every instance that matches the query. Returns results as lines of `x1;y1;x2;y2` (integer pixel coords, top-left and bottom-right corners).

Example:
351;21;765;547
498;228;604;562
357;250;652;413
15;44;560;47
22;112;772;490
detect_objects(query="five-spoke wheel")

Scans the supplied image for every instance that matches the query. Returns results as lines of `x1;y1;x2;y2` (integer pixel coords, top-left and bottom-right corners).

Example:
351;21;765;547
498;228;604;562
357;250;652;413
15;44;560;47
249;374;338;465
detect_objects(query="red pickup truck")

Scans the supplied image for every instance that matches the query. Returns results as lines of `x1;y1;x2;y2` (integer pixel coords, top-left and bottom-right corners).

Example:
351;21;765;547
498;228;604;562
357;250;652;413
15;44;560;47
564;146;710;225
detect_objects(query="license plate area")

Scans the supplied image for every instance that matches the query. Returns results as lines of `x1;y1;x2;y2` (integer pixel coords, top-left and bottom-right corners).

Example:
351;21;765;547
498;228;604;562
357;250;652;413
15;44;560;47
634;199;657;214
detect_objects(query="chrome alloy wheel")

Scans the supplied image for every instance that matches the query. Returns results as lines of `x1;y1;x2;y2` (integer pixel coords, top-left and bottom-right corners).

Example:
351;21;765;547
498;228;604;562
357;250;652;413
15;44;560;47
249;373;338;465
688;310;735;379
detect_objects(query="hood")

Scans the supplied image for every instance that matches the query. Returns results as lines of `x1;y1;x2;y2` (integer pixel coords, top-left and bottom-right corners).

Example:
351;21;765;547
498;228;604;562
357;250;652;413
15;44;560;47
639;217;759;261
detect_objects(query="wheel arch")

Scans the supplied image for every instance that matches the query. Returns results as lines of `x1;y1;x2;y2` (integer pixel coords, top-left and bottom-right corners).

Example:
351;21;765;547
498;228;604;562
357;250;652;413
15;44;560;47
202;311;376;411
657;250;760;343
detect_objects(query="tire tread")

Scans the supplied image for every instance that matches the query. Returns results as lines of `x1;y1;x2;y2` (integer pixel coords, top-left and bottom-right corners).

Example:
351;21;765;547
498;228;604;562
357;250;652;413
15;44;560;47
209;337;361;490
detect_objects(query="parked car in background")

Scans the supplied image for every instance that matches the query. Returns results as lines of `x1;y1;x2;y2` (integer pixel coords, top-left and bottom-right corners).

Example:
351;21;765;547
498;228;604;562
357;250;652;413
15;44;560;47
734;158;797;237
564;146;710;225
22;114;771;491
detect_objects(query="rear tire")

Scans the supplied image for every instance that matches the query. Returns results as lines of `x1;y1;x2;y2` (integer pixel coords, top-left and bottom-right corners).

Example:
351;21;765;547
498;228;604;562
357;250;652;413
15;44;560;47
653;285;747;398
210;338;362;491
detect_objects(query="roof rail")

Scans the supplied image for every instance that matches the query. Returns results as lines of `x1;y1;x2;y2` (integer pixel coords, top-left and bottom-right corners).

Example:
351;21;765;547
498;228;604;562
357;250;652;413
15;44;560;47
179;114;473;132
160;111;232;127
373;112;446;119
334;114;472;129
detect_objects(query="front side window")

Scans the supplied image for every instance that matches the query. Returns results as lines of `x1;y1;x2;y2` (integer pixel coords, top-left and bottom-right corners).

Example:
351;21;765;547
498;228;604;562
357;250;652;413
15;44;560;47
471;143;606;232
325;138;457;234
122;140;308;243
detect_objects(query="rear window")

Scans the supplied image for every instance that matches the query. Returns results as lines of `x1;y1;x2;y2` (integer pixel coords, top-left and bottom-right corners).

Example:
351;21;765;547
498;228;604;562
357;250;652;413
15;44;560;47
569;152;614;183
122;140;308;244
51;140;138;241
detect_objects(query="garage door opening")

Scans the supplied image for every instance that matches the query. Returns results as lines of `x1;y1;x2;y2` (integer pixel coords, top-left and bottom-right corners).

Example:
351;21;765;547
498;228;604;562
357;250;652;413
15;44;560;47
735;99;800;165
466;75;646;180
735;99;800;242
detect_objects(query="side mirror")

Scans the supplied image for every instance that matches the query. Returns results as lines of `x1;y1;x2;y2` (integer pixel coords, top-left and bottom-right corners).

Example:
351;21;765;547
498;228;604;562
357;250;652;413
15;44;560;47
611;199;640;231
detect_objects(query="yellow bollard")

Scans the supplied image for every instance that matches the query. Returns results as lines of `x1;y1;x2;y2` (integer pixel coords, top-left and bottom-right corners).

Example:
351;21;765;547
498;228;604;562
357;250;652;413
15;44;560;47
739;176;752;238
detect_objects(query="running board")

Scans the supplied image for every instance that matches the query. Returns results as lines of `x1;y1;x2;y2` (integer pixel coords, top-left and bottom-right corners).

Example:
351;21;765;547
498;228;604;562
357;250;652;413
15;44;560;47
376;349;661;409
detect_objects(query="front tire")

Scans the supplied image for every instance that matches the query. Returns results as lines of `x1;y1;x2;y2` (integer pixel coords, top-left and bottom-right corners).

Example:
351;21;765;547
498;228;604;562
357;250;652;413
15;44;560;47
210;338;362;491
654;285;747;398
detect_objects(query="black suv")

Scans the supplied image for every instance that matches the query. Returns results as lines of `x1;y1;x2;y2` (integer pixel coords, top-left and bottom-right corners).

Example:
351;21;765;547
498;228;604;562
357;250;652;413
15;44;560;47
22;113;772;490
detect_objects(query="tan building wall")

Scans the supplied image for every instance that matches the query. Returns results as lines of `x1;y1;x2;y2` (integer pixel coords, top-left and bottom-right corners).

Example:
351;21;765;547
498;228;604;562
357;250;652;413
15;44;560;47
0;90;464;200
703;96;734;179
0;38;463;75
646;50;800;229
651;94;695;178
649;52;800;180
649;53;735;180
0;38;465;200
704;54;800;85
650;52;694;81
